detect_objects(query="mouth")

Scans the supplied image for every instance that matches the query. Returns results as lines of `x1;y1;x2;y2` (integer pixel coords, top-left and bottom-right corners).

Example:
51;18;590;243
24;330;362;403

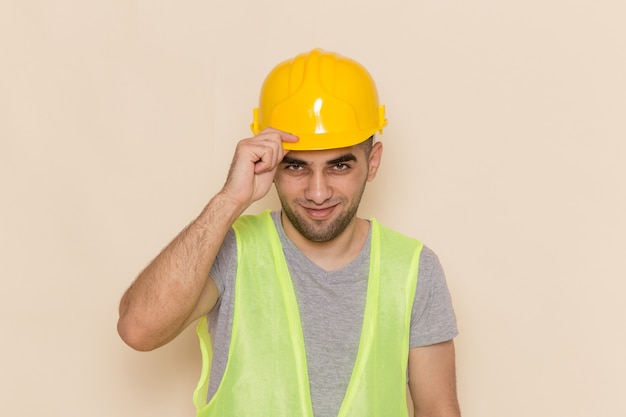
302;204;338;220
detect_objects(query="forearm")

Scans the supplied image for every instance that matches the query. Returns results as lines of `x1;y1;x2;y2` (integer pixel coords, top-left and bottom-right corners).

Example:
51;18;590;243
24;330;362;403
117;192;245;351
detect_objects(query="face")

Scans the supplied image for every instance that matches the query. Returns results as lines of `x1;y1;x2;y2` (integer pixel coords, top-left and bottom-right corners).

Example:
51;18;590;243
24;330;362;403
273;141;382;243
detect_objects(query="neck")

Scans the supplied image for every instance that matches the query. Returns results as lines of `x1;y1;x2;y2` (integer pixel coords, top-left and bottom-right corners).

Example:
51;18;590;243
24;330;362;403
280;212;370;271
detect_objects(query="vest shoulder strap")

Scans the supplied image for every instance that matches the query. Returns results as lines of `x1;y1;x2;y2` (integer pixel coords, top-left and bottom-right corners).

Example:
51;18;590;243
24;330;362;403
338;220;422;417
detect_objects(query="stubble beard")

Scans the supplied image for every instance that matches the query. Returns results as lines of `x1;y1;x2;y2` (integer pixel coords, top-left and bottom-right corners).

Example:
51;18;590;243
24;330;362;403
278;182;367;243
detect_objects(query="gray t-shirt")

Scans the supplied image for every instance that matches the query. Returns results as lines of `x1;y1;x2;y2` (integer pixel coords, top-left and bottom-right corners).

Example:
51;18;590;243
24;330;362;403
206;211;458;417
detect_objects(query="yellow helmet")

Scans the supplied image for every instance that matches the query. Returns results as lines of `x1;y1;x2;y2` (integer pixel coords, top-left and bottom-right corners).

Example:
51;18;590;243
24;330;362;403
251;48;387;150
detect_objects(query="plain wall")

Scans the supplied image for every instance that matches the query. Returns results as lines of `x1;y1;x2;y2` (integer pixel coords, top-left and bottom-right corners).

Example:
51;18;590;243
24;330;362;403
1;1;625;416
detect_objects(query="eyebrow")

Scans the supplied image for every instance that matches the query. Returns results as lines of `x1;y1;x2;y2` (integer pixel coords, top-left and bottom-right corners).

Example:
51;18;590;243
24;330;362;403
281;156;309;165
281;153;358;166
327;153;358;165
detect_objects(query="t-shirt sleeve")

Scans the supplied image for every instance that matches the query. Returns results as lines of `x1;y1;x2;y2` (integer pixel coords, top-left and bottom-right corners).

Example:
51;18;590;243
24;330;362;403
410;245;459;348
209;228;238;298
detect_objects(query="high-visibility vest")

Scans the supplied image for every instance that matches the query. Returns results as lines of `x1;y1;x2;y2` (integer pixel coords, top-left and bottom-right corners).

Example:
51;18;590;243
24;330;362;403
194;210;422;416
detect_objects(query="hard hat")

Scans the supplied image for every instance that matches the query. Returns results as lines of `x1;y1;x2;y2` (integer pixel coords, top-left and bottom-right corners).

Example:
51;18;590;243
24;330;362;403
251;48;387;151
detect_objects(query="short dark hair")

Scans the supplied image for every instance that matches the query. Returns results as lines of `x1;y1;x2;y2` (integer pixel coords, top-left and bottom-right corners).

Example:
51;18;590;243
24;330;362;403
358;135;375;157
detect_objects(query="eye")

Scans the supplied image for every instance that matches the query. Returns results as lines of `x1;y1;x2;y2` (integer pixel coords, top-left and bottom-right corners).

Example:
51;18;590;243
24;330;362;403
332;163;350;171
283;164;309;176
285;164;304;171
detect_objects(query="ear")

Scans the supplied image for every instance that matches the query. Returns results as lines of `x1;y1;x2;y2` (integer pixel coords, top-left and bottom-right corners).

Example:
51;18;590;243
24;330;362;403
366;141;383;182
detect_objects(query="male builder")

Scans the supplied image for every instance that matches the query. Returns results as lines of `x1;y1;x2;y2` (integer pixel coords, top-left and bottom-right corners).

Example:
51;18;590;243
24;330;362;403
118;48;461;417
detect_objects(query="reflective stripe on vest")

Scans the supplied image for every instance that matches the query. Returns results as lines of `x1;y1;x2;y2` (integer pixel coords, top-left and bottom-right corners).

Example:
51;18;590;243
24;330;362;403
194;210;422;416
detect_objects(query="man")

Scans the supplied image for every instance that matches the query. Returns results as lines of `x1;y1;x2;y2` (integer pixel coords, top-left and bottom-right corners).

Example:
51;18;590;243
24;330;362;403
118;48;460;417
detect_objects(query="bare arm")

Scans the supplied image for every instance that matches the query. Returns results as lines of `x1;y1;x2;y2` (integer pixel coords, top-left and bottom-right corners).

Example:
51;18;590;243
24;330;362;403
117;129;297;351
408;340;461;417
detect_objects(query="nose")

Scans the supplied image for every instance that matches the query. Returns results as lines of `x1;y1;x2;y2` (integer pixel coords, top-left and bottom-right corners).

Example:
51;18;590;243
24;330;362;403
304;170;332;204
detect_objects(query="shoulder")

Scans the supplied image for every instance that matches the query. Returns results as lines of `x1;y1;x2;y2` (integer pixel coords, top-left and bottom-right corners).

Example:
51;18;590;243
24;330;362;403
419;245;443;273
218;211;273;264
370;221;441;263
371;220;423;252
232;210;273;233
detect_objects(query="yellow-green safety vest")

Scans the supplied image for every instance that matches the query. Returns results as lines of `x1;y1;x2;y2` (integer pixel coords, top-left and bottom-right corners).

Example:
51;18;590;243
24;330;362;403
194;210;423;416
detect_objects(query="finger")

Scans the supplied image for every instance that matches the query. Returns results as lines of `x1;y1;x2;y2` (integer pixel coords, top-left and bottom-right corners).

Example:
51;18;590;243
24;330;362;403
258;127;299;145
264;131;299;168
252;130;296;167
279;131;299;143
251;142;281;175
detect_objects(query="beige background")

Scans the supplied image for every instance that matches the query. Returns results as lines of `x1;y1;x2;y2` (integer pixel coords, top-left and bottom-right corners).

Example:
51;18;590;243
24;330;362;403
1;1;625;416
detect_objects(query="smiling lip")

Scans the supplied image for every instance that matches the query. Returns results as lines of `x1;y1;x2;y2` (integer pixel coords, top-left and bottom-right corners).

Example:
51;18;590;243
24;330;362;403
302;205;337;219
